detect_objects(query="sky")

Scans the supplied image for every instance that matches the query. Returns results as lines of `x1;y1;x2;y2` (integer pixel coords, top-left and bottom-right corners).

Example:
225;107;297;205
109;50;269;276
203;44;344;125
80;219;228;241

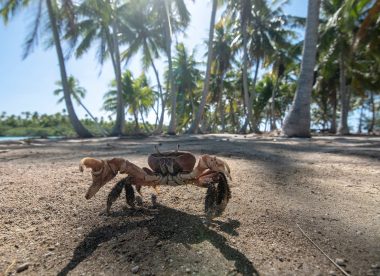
0;0;307;123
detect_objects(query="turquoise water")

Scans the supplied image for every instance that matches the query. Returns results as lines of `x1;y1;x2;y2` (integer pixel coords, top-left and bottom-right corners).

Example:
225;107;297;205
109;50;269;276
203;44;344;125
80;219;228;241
0;136;64;141
0;136;31;141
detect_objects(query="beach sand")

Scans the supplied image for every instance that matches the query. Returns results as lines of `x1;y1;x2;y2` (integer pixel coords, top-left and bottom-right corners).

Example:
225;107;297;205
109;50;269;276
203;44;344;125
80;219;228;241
1;134;379;275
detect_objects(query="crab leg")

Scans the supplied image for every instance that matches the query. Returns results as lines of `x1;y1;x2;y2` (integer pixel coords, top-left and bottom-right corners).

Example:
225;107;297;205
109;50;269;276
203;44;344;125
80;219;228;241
106;176;160;213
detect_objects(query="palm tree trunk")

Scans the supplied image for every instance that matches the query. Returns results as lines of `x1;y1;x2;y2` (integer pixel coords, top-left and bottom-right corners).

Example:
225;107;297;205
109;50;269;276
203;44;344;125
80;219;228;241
219;74;226;132
191;93;196;122
338;53;350;135
322;94;328;130
282;0;320;137
241;16;253;134
139;109;151;133
229;99;235;133
240;118;249;133
330;89;337;133
110;20;125;136
149;56;165;134
264;110;269;132
251;58;260;131
188;0;217;134
46;0;92;138
270;75;281;131
133;107;139;132
166;41;176;135
358;99;364;134
368;90;375;133
77;99;108;137
165;0;177;135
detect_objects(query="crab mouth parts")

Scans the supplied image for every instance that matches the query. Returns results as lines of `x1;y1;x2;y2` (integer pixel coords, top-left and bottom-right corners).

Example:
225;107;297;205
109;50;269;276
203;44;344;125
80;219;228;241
158;158;176;175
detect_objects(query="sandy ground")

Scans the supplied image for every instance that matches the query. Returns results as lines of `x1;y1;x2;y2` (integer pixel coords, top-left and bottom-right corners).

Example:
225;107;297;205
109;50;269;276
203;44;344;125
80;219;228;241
0;134;379;276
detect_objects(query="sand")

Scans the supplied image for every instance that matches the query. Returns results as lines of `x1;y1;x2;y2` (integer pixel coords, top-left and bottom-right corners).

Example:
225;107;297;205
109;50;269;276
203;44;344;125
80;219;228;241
0;134;379;275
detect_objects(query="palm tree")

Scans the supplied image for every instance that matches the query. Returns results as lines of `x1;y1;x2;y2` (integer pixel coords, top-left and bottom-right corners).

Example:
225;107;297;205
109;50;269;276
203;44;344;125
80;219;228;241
223;0;258;133
103;70;135;130
46;0;94;138
347;0;380;134
54;76;108;136
149;0;191;135
240;0;254;133
103;70;155;133
70;0;127;136
1;0;93;138
222;0;296;133
322;0;353;135
313;63;339;133
210;19;233;132
119;0;166;133
282;0;321;137
269;45;300;131
171;43;202;131
249;74;273;130
133;73;155;132
188;0;218;134
316;0;380;135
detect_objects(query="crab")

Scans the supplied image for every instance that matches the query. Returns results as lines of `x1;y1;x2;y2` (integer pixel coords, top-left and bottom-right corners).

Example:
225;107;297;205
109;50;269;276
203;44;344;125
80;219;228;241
79;146;232;220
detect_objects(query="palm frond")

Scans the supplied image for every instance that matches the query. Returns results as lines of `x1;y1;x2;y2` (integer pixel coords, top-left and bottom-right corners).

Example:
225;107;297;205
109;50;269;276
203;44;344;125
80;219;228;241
22;0;43;59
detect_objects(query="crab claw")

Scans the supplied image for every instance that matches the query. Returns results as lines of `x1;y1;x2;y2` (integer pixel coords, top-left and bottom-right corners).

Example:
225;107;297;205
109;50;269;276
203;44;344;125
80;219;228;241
201;155;232;180
79;157;104;173
79;157;125;200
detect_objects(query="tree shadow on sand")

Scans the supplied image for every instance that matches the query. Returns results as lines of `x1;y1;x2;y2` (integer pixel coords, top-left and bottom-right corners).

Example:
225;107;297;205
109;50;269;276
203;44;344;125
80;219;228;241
58;204;258;275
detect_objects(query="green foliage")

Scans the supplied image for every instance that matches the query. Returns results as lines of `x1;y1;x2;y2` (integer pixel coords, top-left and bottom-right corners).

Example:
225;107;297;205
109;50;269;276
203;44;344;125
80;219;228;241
1;0;380;135
0;112;154;138
171;43;202;131
103;70;156;132
0;112;73;137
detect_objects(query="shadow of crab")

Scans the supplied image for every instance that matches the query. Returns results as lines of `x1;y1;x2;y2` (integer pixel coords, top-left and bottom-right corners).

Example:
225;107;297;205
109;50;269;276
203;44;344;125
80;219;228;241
106;173;231;222
58;205;258;276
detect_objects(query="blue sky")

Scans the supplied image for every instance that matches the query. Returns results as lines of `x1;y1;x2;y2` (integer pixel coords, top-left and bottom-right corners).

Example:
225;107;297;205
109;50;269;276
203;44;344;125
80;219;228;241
0;0;307;122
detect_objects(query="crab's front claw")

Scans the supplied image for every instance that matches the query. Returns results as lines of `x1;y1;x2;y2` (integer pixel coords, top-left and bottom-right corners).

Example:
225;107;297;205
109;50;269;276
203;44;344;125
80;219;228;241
79;157;127;199
79;157;104;172
200;155;232;180
201;172;231;220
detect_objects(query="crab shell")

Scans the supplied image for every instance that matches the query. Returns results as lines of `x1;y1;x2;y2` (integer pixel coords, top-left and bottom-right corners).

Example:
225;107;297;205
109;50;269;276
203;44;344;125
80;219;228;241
148;151;196;174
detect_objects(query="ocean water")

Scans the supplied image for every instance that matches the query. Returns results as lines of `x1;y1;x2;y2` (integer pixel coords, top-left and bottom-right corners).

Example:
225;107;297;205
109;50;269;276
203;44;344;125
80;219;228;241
0;136;63;141
0;136;31;141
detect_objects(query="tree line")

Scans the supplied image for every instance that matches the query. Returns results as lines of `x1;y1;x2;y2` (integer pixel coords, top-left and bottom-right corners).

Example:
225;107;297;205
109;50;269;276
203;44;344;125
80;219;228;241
1;0;379;138
0;110;155;137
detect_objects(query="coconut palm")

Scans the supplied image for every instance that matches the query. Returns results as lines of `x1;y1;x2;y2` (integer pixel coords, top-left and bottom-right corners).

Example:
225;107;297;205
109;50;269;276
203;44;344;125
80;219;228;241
350;0;380;133
103;70;155;133
319;0;353;135
0;0;93;138
223;0;297;133
69;0;127;136
133;73;155;132
223;0;258;133
210;19;233;132
54;76;108;136
316;0;380;135
269;44;300;130
188;0;218;134
171;43;202;131
149;0;191;135
282;0;321;137
119;0;166;133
